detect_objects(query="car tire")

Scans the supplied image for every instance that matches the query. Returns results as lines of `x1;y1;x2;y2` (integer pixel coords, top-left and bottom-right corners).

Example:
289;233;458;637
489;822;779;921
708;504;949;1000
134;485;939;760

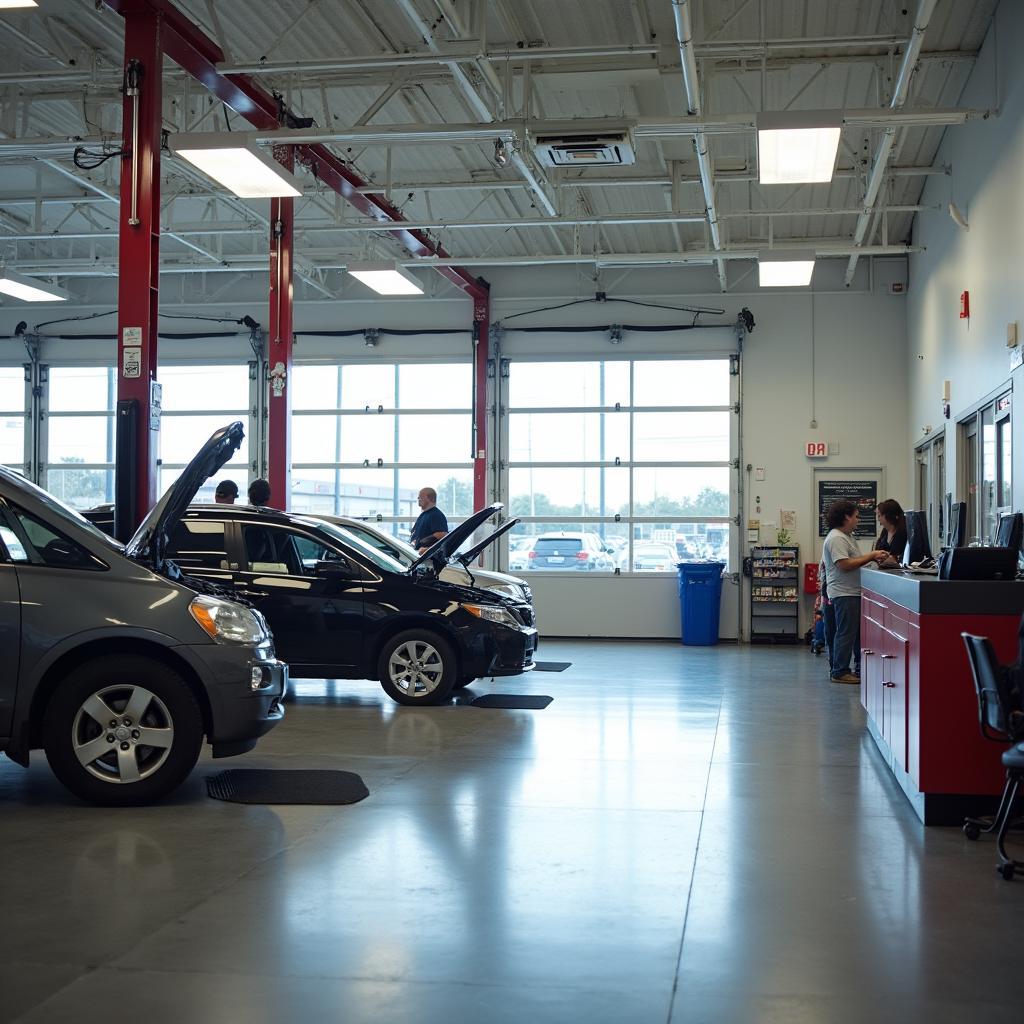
378;630;457;705
43;655;204;806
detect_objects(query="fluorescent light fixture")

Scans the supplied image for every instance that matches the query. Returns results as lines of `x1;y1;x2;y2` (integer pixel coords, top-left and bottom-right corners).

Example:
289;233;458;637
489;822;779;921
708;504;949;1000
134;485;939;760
168;133;302;198
757;111;841;184
0;268;68;302
0;1;39;8
347;261;424;296
758;250;815;288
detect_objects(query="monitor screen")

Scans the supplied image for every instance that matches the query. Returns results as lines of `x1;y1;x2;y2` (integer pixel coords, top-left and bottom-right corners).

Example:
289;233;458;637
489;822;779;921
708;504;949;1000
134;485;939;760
904;509;932;564
996;512;1023;551
950;502;967;549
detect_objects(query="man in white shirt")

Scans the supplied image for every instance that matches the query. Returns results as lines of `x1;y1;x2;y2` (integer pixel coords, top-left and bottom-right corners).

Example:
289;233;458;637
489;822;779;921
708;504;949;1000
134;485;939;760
822;500;888;684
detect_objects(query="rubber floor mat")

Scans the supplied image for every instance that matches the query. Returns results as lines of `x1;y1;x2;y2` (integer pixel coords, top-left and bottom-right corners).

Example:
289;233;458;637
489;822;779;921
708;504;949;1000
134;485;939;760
532;661;572;672
471;694;553;709
206;769;369;805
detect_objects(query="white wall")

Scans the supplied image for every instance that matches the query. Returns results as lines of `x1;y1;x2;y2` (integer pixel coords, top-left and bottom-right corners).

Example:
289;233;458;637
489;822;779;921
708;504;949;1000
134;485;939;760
908;0;1024;502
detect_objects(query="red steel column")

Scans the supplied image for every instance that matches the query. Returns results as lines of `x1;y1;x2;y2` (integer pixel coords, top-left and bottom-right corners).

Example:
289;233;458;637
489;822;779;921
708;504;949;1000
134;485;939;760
117;6;163;524
472;291;491;512
266;145;294;511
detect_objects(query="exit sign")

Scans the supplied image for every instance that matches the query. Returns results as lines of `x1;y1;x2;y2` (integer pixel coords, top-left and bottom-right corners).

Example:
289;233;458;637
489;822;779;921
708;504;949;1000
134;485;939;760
806;441;829;458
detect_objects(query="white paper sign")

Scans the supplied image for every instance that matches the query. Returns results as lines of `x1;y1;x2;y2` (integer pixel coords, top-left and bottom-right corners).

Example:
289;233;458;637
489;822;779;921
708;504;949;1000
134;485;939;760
122;326;142;346
122;346;142;378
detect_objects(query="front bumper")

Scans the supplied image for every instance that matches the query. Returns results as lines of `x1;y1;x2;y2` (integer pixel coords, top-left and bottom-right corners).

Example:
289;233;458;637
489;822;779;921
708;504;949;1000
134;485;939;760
461;623;538;677
177;641;287;757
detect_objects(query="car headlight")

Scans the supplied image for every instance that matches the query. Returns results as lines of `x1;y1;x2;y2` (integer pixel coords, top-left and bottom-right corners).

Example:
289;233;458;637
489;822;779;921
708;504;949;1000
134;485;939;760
461;603;520;628
189;594;269;644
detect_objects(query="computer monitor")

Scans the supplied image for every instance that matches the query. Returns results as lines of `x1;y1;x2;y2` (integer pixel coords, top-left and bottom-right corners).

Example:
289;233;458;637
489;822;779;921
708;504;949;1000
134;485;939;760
903;509;932;564
995;512;1023;551
949;501;967;549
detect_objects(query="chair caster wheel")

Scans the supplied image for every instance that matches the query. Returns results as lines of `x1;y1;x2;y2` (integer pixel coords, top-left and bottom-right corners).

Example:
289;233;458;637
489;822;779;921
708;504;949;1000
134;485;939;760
997;862;1015;881
963;822;981;841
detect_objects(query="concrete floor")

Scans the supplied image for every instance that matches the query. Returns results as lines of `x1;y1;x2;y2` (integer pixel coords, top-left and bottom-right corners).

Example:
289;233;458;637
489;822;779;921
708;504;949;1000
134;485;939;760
1;640;1022;1024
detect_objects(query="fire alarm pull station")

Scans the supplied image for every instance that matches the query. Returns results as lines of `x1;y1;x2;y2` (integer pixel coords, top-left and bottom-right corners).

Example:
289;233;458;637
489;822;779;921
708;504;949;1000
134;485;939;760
959;291;970;319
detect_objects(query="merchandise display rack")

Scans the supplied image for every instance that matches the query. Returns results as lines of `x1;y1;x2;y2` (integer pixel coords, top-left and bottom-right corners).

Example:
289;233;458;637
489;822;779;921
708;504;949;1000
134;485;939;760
750;545;800;643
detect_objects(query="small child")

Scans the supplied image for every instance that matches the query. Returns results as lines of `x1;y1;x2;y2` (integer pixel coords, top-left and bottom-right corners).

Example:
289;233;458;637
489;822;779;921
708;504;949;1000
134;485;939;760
811;594;826;655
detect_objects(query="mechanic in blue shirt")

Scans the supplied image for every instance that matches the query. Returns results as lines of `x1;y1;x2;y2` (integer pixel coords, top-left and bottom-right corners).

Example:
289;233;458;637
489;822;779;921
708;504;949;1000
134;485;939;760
410;487;449;553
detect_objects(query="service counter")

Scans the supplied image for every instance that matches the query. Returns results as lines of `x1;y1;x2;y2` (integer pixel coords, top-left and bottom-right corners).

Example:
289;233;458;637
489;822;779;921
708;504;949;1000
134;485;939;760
859;568;1024;824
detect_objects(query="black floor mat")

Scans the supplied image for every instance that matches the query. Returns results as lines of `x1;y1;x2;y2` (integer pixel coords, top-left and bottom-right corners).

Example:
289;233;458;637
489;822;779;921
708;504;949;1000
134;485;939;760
533;661;572;672
471;694;553;709
206;769;369;805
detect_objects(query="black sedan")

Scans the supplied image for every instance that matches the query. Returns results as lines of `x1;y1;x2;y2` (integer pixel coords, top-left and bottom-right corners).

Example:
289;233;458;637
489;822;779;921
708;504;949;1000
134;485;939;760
153;502;536;705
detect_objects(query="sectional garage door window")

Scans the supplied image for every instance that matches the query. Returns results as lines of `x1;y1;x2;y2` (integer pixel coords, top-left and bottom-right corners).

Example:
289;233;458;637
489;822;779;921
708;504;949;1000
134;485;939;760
0;366;26;474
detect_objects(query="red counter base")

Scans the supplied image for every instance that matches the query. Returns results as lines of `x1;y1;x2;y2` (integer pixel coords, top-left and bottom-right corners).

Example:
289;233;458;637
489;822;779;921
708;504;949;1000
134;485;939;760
861;575;1023;826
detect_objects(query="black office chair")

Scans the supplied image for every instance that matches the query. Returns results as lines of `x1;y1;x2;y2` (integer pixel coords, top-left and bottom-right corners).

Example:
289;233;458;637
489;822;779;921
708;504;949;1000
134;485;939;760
961;633;1024;880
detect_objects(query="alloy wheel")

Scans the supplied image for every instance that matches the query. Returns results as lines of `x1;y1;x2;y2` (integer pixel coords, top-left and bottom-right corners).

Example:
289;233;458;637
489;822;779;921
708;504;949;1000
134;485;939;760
388;640;445;698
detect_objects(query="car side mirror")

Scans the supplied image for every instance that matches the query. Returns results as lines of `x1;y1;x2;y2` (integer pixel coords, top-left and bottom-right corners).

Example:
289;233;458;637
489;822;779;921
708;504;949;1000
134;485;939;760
315;559;359;579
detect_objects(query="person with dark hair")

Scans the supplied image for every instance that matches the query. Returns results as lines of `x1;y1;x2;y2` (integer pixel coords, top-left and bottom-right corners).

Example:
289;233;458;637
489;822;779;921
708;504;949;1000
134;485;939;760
875;498;908;565
214;479;238;504
248;478;271;507
822;499;888;684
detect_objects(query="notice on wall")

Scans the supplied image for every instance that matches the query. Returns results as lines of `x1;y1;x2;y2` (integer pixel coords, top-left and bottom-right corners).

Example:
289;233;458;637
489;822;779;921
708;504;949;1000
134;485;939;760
817;479;877;538
780;509;797;531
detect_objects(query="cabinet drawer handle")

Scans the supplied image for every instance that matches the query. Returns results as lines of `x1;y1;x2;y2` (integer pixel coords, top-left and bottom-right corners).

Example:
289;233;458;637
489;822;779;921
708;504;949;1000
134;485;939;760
880;654;895;660
883;682;896;688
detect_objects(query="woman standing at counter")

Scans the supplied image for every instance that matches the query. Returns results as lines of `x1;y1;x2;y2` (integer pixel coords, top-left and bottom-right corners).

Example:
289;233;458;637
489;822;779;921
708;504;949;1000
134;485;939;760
875;498;908;566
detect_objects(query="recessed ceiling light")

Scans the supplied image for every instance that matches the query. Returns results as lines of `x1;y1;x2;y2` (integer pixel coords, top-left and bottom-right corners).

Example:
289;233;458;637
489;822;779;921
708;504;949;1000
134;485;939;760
758;251;815;288
0;268;68;302
168;133;302;198
757;111;841;185
347;262;424;296
0;1;40;9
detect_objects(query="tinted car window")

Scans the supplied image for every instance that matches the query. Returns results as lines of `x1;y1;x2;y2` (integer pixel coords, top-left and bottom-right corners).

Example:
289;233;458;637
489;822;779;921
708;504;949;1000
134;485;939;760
309;520;405;574
342;524;413;567
0;523;28;561
3;506;106;570
168;520;229;571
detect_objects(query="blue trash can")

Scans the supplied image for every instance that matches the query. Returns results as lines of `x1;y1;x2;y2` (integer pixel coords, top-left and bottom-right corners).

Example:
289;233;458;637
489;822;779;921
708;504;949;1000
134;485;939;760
677;561;726;646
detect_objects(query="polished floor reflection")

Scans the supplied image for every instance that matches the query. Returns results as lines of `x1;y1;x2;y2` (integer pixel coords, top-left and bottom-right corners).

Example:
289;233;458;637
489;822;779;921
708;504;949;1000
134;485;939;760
2;642;1021;1023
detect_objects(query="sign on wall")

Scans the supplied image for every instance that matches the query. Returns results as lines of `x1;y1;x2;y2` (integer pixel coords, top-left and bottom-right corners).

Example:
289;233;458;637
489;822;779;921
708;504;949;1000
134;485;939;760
805;441;829;458
818;479;878;538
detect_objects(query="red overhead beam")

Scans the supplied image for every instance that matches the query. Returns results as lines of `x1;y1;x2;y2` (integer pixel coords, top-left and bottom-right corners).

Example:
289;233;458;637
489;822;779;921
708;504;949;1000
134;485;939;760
102;0;489;303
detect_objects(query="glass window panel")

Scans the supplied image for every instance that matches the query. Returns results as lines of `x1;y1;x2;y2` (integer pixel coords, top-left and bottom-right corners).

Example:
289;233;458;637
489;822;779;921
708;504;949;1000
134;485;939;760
508;361;629;408
509;412;630;463
45;467;114;509
167;520;229;571
397;414;471;463
339;414;396;463
632;468;730;516
292;364;340;409
47;415;114;464
159;463;248;503
633;360;730;407
158;364;248;411
0;366;24;409
293;415;342;464
632;521;730;567
397;469;475;519
291;468;415;518
506;522;620;573
508;467;629;518
633;412;730;462
49;367;114;411
982;406;997;542
1;416;24;467
158;415;249;465
339;364;395;410
998;418;1012;509
398;363;472;408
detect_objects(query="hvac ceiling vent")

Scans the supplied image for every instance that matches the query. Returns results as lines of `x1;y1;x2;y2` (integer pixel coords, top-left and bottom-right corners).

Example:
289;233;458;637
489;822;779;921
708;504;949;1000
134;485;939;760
532;129;636;168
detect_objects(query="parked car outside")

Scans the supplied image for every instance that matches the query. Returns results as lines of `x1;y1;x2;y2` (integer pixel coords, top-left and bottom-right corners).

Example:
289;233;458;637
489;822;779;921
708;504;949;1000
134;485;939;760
528;532;615;571
508;536;536;572
158;501;537;705
0;422;285;805
632;542;678;572
313;514;533;607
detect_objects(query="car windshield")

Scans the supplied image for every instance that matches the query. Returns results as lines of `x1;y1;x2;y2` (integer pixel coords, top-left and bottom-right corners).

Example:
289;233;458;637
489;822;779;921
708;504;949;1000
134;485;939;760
341;522;417;568
309;519;408;574
0;466;121;552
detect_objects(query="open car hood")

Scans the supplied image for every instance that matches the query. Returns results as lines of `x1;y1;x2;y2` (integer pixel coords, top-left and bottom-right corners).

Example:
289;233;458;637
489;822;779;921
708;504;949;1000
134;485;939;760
455;516;521;566
124;421;244;570
409;502;504;573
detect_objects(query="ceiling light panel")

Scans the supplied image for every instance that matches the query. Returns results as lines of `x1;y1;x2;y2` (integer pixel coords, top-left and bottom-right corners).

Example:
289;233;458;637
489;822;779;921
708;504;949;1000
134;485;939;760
758;251;815;288
0;268;68;302
0;1;40;8
169;134;302;198
347;262;424;296
757;111;841;185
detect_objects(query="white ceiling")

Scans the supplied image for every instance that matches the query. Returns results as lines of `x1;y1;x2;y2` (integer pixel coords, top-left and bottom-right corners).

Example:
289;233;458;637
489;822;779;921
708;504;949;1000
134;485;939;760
0;0;999;301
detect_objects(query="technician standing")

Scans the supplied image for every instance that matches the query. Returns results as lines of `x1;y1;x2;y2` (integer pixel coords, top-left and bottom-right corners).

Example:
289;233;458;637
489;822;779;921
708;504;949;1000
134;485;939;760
410;487;449;554
822;499;888;684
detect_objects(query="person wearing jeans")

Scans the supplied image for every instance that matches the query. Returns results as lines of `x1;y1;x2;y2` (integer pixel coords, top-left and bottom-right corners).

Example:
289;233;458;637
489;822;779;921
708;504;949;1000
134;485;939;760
822;499;888;684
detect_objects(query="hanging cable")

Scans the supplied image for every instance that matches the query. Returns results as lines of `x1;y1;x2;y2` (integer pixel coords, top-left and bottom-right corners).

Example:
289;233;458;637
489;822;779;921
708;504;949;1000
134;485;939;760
499;293;726;326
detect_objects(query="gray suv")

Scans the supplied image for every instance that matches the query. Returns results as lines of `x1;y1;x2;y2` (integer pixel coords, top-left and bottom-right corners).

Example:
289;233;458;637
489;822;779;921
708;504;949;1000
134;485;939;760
0;422;285;805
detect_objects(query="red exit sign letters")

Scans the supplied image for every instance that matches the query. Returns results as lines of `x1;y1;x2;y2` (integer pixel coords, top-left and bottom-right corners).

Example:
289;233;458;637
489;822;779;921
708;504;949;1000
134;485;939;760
805;441;829;458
